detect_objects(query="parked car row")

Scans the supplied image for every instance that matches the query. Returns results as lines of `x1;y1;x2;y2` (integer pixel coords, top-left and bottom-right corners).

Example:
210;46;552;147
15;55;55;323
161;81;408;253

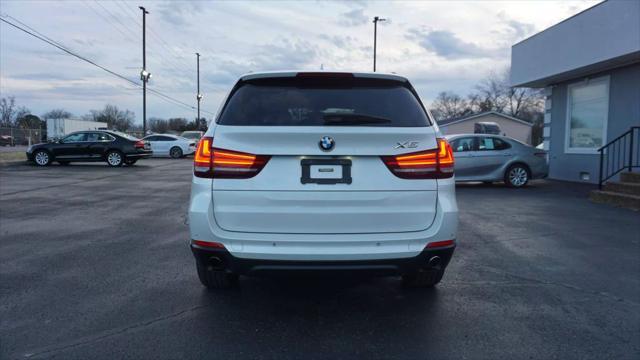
25;130;199;167
142;134;196;158
446;134;548;188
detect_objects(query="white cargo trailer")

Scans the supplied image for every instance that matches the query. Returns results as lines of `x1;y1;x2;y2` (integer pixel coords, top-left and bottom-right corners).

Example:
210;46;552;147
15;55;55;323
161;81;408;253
46;118;108;140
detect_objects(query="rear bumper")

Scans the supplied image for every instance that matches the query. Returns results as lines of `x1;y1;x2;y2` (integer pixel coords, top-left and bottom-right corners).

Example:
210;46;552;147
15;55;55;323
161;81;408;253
188;177;458;261
191;243;455;276
126;151;153;159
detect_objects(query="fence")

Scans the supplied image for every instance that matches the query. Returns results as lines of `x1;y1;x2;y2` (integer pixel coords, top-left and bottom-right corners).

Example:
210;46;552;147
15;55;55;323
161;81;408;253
0;128;45;146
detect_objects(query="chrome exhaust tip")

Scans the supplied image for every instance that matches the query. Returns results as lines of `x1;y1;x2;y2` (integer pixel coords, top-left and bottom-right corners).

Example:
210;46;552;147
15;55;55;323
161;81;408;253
427;256;441;268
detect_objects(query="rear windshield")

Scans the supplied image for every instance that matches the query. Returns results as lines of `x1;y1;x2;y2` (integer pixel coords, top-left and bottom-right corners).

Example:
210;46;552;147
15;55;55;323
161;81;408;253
217;77;431;127
110;131;139;141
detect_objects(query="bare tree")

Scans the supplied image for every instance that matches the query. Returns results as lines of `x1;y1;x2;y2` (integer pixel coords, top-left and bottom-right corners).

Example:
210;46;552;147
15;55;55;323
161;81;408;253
471;71;508;114
88;104;135;131
470;68;544;118
505;85;544;119
168;118;188;132
149;118;169;133
0;97;16;127
42;109;73;120
430;91;473;121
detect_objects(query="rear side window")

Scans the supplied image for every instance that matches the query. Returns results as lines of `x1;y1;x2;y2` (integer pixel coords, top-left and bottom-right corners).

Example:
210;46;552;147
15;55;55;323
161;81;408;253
218;77;431;127
450;137;476;152
478;137;511;151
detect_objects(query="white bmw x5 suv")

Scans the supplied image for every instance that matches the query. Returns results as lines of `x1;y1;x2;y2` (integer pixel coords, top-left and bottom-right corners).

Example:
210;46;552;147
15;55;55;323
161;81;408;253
188;71;458;289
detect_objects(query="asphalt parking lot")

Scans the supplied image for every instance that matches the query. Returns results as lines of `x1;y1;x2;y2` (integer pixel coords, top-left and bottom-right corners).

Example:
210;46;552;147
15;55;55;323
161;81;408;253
1;159;639;359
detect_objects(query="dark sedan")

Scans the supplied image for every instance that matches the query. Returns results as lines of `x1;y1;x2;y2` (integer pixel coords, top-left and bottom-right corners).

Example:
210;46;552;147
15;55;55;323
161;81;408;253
26;130;152;167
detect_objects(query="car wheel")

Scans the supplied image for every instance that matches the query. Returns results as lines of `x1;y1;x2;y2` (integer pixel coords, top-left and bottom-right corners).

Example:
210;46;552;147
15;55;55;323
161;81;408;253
33;150;51;166
106;150;124;167
505;164;530;188
402;269;444;288
125;159;137;166
169;146;183;159
196;263;238;289
58;161;70;166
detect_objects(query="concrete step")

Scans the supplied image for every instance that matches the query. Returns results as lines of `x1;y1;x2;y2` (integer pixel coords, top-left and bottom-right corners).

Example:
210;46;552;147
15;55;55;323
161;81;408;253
604;181;640;196
590;190;640;211
620;172;640;184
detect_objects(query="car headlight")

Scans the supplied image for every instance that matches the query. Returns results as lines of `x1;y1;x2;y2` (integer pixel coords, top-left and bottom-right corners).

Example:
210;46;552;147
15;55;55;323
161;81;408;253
27;145;33;153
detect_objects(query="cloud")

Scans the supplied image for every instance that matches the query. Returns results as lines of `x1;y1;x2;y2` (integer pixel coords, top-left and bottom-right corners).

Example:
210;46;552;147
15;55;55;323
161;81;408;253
318;34;358;48
496;12;536;41
338;8;369;27
407;28;496;60
203;38;318;86
11;73;78;81
158;1;204;26
506;19;535;40
0;0;599;122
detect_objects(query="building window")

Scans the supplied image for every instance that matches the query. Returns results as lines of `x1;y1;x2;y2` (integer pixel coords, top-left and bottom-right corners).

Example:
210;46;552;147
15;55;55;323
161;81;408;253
565;76;609;153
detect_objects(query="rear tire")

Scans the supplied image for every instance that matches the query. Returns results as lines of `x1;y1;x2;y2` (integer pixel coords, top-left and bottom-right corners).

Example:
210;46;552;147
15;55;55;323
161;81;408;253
106;150;124;167
504;164;530;188
196;263;238;289
169;146;183;159
402;269;444;288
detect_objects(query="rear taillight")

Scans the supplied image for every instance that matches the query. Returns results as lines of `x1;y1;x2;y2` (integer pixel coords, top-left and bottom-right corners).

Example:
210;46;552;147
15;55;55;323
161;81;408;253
194;137;213;177
381;138;454;179
426;239;455;249
134;140;146;149
192;240;225;249
193;136;270;179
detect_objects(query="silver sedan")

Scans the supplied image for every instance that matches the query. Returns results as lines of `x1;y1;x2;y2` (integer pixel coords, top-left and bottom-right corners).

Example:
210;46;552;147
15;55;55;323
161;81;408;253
445;134;548;187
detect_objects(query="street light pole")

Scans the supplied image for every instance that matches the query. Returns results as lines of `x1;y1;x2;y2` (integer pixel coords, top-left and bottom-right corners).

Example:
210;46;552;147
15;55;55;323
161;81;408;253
139;6;150;135
196;52;202;125
372;16;386;72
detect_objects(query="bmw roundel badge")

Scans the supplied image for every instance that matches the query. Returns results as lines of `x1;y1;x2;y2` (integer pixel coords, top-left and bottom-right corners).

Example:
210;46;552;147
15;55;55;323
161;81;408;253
319;136;335;151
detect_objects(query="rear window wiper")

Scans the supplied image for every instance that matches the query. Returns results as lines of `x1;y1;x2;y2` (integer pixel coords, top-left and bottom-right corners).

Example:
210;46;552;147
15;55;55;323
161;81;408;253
322;113;392;125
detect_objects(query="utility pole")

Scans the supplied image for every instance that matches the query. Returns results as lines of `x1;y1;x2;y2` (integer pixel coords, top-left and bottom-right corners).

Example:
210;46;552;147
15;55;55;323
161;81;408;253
139;6;151;135
196;52;202;126
373;16;386;72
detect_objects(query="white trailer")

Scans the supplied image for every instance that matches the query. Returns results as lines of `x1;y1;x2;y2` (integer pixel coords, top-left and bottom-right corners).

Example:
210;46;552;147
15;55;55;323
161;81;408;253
46;118;108;140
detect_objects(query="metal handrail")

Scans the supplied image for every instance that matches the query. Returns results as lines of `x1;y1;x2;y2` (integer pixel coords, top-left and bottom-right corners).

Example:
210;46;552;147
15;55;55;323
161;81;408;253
598;126;640;189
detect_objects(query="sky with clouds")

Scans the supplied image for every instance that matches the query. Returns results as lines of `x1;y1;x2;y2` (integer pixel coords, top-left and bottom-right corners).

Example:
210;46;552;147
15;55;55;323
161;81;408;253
1;0;600;124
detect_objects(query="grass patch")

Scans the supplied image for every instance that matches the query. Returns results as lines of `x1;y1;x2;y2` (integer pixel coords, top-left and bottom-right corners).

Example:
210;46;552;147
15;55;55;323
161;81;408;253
0;152;27;163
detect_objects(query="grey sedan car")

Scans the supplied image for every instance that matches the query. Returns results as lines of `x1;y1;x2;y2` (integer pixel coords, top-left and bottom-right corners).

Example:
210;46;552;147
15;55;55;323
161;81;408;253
446;134;548;187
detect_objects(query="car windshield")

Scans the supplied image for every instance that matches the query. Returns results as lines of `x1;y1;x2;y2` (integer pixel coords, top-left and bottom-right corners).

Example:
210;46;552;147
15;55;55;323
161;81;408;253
217;77;431;127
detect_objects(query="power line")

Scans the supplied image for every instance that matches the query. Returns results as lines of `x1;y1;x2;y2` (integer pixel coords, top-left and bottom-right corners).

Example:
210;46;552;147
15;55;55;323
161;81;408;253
116;0;193;69
0;15;215;116
113;0;193;71
92;0;139;40
80;0;137;45
108;1;196;81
